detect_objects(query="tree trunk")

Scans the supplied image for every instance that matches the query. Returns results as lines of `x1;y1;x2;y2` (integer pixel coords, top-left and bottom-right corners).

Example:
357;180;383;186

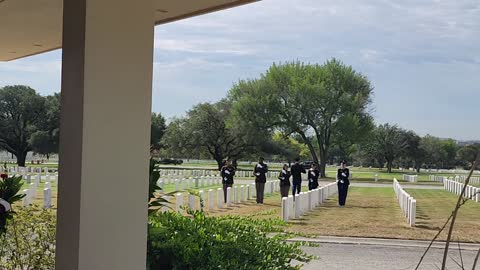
317;139;328;178
215;157;224;171
297;131;319;165
387;160;393;173
16;151;27;167
319;151;327;178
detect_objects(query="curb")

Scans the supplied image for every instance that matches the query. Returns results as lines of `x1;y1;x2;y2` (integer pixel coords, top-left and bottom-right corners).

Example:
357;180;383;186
288;236;480;251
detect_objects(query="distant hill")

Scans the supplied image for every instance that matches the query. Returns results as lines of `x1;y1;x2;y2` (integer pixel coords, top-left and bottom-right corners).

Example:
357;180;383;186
457;140;480;146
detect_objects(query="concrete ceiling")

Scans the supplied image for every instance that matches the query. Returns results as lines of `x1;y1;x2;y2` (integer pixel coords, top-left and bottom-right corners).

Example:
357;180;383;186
0;0;256;61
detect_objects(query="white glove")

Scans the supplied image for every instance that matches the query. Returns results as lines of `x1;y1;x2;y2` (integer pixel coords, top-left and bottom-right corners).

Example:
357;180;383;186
342;173;346;177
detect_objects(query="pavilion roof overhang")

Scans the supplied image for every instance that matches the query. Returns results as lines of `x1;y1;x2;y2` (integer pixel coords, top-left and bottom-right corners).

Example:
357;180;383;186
0;0;256;61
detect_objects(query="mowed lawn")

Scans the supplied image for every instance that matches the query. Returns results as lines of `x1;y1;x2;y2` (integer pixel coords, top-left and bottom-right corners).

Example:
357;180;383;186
406;189;480;242
214;187;480;243
286;187;480;242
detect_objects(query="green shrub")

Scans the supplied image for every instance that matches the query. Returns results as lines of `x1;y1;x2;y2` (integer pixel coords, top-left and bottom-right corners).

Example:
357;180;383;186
147;210;314;270
0;207;56;270
0;174;26;234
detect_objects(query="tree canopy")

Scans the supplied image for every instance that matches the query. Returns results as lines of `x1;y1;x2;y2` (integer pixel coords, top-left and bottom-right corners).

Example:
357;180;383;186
162;100;263;170
151;112;167;152
229;59;374;176
0;86;48;166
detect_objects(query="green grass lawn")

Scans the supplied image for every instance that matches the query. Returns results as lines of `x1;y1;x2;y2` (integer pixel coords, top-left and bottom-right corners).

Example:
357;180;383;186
218;187;480;242
284;187;480;242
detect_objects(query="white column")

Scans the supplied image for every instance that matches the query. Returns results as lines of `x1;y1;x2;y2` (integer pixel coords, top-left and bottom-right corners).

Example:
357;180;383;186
55;0;154;269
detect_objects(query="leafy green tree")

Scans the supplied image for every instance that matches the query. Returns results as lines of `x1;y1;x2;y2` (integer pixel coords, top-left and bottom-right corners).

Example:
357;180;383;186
150;112;167;152
439;139;458;169
419;135;459;169
267;132;309;163
369;124;409;173
230;59;374;177
162;100;260;170
403;130;426;172
29;131;57;159
456;144;480;169
0;86;46;166
30;93;60;159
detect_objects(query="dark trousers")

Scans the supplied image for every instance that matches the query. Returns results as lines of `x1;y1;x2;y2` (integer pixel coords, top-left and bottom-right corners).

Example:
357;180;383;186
308;181;319;191
292;183;301;198
280;185;290;198
338;183;349;206
256;182;265;203
223;183;232;203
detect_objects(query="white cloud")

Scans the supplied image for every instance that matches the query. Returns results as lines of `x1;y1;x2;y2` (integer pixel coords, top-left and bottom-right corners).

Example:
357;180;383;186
154;38;257;55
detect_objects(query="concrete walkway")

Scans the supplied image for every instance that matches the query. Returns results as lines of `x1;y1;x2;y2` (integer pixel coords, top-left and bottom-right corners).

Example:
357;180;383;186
291;236;480;270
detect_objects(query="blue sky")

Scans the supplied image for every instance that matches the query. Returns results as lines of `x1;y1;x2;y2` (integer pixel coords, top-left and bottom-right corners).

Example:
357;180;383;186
1;0;479;140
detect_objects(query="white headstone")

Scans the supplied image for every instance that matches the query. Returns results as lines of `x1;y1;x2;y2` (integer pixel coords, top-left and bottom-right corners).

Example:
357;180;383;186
208;189;215;210
188;194;196;210
217;188;223;209
175;193;184;213
226;187;232;207
43;188;52;208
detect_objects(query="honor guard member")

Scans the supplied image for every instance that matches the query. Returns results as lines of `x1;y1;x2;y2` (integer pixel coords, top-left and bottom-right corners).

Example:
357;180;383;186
254;157;268;204
337;160;350;207
221;160;235;203
308;163;320;190
278;164;291;198
291;158;306;198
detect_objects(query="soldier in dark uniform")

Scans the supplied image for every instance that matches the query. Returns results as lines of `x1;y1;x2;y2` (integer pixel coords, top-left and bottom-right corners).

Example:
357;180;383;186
290;158;306;198
254;157;268;203
308;163;320;190
337;160;350;207
278;164;291;198
221;160;235;203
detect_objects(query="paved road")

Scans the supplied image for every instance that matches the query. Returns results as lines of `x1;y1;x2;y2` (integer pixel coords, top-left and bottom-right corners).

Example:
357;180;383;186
292;237;480;270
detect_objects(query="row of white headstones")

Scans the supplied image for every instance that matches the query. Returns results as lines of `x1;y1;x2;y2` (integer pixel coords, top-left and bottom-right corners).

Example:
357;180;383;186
429;175;480;185
157;175;222;191
393;179;416;227
1;166;55;174
22;173;58;209
173;180;282;213
443;178;480;203
281;182;338;222
2;167;58;209
157;169;281;179
402;174;418;183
